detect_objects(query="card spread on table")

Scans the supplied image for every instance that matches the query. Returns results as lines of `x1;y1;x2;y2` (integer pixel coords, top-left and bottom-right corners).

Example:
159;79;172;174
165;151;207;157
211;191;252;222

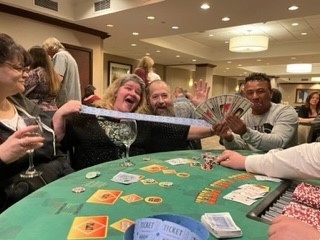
67;216;108;239
223;183;269;205
110;218;134;232
210;179;234;189
195;188;221;204
195;95;252;124
121;193;143;203
228;172;254;180
87;189;122;204
140;164;167;172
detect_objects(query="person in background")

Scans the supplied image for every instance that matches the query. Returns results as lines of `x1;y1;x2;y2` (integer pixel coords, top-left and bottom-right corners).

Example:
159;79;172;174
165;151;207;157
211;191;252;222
0;33;73;212
82;84;100;106
298;91;320;123
24;46;60;112
173;86;196;118
147;70;161;83
42;37;81;107
53;74;214;170
133;56;154;85
215;143;320;240
271;88;282;104
213;72;298;151
235;82;245;97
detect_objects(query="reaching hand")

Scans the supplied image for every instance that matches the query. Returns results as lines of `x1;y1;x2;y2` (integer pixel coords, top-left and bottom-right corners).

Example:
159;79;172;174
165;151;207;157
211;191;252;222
268;216;320;240
215;150;246;170
190;79;210;106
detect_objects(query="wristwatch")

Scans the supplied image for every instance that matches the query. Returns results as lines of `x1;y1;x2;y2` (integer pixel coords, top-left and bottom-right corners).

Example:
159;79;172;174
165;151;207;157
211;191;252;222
241;130;250;141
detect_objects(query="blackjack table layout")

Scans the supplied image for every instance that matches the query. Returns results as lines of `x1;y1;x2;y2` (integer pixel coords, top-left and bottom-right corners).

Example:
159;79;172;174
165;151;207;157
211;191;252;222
0;149;318;240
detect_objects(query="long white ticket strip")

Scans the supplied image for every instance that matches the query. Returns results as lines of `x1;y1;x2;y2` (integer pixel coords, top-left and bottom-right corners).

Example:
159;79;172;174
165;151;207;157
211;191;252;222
81;105;211;127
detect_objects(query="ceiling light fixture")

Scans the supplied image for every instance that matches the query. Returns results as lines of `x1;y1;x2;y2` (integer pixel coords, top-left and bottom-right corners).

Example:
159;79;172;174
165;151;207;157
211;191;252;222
229;35;269;53
286;63;312;73
200;3;210;9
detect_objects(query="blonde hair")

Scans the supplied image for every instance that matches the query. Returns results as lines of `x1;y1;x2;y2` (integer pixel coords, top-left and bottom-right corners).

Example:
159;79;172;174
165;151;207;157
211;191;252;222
42;37;65;53
94;74;146;112
137;56;154;73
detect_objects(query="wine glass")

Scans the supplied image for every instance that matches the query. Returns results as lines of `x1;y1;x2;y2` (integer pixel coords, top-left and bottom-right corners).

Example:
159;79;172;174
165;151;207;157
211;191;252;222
18;116;43;178
118;119;137;167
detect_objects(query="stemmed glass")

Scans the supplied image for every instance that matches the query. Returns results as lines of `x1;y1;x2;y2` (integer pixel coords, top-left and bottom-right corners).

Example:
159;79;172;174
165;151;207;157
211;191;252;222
117;119;137;167
18;116;43;178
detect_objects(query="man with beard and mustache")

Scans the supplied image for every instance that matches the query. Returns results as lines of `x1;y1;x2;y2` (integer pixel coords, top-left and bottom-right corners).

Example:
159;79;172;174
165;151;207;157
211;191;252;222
213;72;298;151
139;80;209;149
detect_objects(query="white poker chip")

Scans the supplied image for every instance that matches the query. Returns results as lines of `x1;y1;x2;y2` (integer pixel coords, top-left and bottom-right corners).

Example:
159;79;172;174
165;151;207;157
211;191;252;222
72;187;85;193
85;171;101;179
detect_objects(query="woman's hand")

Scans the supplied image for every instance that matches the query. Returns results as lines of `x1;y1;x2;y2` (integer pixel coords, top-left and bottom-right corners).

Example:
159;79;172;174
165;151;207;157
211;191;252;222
0;126;44;164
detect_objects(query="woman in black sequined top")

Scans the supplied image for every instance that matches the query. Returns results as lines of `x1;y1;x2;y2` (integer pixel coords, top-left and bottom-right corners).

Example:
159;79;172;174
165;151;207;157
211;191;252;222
53;74;214;170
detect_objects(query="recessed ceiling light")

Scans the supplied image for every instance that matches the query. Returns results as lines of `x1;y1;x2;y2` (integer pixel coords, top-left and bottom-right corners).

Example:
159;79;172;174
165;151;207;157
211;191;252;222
291;23;299;26
225;41;229;44
291;57;296;60
147;16;155;20
227;61;232;63
176;55;180;58
156;50;160;53
222;17;230;22
257;59;262;62
131;43;137;47
132;32;139;36
106;24;114;28
226;67;230;70
238;64;242;67
172;26;179;30
209;34;214;37
145;53;150;56
192;59;197;62
200;3;210;10
301;32;307;35
288;5;299;11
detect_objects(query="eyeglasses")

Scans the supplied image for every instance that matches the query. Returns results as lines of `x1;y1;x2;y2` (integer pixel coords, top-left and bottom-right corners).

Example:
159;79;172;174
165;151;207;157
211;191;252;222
2;62;30;73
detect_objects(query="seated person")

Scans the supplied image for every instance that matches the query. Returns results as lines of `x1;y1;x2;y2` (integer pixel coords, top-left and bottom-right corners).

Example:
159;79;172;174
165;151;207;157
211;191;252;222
53;74;215;170
298;91;320;123
214;72;298;151
0;33;73;211
139;80;209;149
215;144;320;240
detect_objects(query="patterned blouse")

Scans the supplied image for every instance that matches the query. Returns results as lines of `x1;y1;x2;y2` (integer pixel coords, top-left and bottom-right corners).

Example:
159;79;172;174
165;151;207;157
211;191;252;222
24;67;58;111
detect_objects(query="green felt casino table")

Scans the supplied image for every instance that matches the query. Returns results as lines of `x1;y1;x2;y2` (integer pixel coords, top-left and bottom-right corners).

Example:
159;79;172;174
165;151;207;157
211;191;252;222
0;149;284;240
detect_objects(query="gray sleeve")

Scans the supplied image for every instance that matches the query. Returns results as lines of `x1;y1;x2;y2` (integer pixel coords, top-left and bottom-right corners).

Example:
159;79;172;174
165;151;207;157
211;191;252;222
224;105;298;151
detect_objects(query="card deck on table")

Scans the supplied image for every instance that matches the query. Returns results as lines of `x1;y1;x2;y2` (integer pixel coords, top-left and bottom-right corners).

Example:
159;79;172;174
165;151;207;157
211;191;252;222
67;216;108;239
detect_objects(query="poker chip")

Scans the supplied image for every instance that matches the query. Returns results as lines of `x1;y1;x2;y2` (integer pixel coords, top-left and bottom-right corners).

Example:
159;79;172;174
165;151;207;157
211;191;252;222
176;172;190;177
143;157;151;161
85;171;101;179
144;178;156;183
159;181;173;187
145;196;163;204
72;187;85;193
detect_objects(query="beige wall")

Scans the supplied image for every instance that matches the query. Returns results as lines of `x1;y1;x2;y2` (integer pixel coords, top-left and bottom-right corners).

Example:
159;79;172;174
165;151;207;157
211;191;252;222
0;12;104;96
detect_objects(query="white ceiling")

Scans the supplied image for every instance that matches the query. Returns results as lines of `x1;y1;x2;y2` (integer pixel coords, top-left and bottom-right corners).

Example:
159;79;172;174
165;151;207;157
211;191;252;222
2;0;320;79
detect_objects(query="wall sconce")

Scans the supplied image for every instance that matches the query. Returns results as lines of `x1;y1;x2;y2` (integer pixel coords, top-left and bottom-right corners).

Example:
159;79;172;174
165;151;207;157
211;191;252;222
286;63;312;73
229;35;269;53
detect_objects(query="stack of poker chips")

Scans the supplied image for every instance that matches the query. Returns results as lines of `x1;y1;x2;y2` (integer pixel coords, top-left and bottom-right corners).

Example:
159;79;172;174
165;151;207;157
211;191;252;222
201;152;217;170
292;182;320;209
282;182;320;231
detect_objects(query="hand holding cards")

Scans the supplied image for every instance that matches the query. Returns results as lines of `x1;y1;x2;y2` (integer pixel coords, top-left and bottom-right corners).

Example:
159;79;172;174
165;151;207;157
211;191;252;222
195;95;252;124
201;212;242;239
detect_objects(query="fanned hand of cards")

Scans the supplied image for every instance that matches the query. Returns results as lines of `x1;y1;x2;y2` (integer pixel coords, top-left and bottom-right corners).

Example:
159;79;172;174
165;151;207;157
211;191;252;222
195;95;252;124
